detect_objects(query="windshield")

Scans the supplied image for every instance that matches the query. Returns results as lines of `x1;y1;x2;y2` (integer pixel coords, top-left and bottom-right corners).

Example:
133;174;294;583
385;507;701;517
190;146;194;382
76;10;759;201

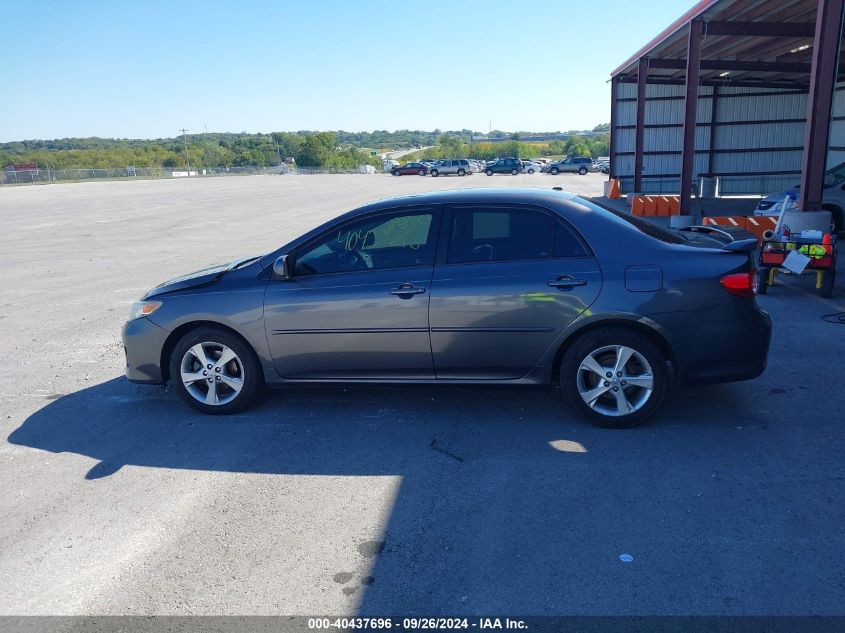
824;162;845;188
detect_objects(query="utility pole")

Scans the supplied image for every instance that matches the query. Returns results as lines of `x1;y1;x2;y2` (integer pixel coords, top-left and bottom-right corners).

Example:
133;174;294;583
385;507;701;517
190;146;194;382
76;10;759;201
179;128;191;175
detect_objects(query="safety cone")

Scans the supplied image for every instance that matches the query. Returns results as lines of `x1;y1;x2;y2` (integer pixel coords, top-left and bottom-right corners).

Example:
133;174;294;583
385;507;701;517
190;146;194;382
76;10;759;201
608;179;621;199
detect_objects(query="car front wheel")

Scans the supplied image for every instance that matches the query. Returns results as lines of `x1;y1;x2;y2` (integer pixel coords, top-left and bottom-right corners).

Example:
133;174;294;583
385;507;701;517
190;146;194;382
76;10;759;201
560;328;668;428
511;168;518;175
430;170;439;177
578;167;588;175
170;327;261;415
418;169;426;176
550;167;559;175
486;169;493;176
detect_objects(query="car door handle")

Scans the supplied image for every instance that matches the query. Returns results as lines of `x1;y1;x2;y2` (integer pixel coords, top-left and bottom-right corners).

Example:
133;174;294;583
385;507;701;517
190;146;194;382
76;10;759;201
390;284;426;296
547;276;587;289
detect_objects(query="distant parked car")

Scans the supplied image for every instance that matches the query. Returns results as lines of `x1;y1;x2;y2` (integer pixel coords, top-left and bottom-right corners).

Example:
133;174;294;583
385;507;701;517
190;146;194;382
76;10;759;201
430;159;473;177
592;161;609;174
485;158;524;176
392;162;429;176
522;160;538;174
545;157;593;175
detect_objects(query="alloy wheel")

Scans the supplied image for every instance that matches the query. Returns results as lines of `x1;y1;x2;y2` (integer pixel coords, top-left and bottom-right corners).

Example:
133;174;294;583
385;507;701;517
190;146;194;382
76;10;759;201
576;345;654;417
180;341;245;406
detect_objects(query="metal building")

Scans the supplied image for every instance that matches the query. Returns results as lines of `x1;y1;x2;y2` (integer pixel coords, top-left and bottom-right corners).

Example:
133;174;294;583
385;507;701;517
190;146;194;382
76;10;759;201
609;0;845;218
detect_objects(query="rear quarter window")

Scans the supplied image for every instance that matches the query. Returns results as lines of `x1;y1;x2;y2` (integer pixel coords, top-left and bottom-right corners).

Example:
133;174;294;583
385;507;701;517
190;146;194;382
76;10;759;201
601;206;687;244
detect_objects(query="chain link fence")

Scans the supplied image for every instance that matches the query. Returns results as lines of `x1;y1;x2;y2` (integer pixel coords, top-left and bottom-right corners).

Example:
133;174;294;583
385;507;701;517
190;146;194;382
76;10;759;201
1;164;379;185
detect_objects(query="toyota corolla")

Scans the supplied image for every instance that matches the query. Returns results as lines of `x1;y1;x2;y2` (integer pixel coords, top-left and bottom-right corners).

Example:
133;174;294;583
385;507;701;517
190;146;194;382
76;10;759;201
122;188;771;428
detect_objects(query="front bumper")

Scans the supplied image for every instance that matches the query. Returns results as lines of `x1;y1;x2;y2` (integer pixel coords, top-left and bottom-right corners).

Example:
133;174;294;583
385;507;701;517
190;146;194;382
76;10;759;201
650;300;772;386
122;317;169;384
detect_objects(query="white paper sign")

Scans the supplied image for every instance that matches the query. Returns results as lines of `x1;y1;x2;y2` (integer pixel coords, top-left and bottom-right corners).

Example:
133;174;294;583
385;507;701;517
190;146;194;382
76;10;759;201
783;250;811;274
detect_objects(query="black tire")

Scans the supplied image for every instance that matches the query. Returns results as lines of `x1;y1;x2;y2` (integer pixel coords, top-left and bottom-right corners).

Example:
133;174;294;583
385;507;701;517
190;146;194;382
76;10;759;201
169;326;261;415
821;266;835;299
511;168;518;175
528;168;535;174
486;169;493;176
418;169;425;176
430;170;439;177
823;205;844;236
757;268;769;295
550;167;559;175
458;168;466;176
560;327;669;428
578;167;588;175
392;169;400;176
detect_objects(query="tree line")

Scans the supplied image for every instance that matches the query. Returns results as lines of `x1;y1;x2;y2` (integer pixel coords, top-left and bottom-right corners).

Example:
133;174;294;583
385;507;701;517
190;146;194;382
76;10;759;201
0;125;609;170
0;132;378;170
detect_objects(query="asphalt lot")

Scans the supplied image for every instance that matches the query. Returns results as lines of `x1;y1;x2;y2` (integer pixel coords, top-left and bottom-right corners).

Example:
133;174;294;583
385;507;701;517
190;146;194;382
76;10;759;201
0;173;843;616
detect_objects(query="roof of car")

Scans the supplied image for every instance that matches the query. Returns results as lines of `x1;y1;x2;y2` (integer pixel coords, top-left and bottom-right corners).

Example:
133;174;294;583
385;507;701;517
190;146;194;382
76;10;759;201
356;187;580;213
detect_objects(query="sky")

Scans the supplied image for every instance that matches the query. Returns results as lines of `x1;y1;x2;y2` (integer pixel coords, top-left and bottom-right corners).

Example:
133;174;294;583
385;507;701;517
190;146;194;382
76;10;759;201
0;0;692;142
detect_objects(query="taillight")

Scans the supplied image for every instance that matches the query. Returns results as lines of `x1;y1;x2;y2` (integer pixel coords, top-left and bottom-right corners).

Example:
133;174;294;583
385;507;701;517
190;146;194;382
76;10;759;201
721;271;758;296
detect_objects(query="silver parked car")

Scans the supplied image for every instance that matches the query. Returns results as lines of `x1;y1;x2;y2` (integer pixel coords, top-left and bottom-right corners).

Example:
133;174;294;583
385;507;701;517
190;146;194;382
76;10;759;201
430;159;473;177
544;157;593;175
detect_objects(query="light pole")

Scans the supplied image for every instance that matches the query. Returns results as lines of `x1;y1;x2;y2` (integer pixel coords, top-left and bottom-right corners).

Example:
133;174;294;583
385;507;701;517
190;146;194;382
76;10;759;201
179;128;191;175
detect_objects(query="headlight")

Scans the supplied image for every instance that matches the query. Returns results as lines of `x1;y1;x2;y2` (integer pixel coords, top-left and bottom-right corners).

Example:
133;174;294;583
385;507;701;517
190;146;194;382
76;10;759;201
128;300;162;321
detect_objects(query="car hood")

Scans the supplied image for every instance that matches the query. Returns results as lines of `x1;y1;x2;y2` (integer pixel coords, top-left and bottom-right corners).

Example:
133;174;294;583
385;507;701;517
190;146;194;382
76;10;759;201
142;256;260;299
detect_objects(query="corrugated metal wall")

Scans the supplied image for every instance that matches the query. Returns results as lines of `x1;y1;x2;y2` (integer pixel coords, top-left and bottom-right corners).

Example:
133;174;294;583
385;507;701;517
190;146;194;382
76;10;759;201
609;82;844;195
829;87;845;169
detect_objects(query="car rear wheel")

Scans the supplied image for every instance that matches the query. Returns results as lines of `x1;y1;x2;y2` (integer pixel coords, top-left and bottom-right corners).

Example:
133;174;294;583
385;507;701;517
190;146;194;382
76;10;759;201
578;167;587;175
169;327;260;415
528;168;535;174
418;169;426;176
560;328;668;428
550;167;559;175
511;168;518;175
430;170;439;177
486;169;493;176
458;168;466;176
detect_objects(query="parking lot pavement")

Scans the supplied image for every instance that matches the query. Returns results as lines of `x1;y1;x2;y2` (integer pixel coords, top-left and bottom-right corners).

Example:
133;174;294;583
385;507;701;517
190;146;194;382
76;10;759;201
0;175;843;616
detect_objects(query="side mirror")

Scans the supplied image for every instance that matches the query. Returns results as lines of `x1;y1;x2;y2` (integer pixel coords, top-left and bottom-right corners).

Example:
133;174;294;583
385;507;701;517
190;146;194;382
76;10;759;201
273;254;290;280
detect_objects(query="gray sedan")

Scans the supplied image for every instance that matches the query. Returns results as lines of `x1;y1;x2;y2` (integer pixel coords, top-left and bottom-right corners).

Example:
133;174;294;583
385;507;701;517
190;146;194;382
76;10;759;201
123;188;771;428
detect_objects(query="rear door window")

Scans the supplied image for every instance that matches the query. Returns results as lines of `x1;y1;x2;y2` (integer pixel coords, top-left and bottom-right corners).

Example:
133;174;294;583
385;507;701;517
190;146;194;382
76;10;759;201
447;207;555;264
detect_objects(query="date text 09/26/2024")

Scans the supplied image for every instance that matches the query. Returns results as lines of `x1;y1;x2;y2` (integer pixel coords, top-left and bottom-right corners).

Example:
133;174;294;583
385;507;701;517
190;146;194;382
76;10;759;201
307;618;528;630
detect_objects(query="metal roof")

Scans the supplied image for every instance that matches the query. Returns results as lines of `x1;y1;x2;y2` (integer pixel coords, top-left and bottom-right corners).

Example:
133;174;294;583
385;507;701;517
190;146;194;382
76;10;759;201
610;0;837;87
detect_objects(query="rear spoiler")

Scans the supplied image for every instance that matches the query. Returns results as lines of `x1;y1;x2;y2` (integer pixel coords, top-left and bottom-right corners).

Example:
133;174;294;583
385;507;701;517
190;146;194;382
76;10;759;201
677;225;759;252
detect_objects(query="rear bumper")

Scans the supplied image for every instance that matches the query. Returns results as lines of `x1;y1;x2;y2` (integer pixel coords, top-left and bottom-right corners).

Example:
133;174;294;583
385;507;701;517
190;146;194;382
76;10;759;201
121;317;169;384
650;300;772;386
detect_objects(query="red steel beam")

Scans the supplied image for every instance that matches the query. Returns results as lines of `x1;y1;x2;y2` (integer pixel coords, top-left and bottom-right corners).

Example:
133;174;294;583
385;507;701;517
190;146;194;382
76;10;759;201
680;19;704;215
634;57;648;192
647;58;812;73
799;0;844;211
704;20;817;36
